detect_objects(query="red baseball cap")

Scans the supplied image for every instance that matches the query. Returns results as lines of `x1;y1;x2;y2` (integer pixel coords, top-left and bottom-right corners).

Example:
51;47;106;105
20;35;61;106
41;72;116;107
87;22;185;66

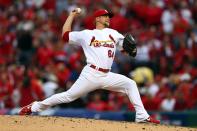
94;9;113;18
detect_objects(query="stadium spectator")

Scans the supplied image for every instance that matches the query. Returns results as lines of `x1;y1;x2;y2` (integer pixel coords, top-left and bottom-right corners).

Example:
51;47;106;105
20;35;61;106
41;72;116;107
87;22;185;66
160;92;175;111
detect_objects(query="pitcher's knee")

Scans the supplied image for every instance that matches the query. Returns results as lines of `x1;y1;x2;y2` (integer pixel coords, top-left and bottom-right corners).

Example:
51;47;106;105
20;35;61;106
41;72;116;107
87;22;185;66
125;79;138;90
125;78;137;86
130;79;137;87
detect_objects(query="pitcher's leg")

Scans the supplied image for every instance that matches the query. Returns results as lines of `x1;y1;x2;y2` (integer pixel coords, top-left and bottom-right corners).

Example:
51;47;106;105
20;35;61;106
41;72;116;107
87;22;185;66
125;79;149;122
31;75;98;112
102;73;149;122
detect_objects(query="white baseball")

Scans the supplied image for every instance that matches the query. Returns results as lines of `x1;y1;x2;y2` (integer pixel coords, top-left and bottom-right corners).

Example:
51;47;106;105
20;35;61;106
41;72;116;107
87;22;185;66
76;8;81;13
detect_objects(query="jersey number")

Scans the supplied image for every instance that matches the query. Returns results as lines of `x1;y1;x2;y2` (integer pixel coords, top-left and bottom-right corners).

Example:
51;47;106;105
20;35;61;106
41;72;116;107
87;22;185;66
108;50;114;58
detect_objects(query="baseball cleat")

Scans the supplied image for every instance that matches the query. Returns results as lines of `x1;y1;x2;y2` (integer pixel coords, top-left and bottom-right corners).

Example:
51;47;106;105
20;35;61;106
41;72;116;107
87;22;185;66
139;117;160;124
144;117;160;124
19;103;33;115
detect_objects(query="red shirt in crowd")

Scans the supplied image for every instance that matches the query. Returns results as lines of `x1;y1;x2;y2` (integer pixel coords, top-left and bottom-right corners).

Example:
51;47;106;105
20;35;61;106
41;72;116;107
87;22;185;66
146;6;163;25
110;14;129;33
87;100;108;111
37;45;54;67
19;78;44;107
0;80;14;108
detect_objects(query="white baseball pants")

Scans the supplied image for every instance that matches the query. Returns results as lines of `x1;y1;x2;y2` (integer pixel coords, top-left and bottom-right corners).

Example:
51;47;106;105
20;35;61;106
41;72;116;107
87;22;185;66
31;65;149;122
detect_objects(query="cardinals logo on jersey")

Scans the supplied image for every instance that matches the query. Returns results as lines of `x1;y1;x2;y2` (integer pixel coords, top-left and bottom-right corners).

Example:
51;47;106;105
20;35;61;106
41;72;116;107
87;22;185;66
89;35;115;48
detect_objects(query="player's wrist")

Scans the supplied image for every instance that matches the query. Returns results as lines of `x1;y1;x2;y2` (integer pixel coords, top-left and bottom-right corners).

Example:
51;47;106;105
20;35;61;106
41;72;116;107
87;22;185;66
69;12;77;18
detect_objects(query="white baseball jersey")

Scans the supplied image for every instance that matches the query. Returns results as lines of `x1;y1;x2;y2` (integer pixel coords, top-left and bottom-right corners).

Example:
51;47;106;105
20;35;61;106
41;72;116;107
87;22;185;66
68;28;124;69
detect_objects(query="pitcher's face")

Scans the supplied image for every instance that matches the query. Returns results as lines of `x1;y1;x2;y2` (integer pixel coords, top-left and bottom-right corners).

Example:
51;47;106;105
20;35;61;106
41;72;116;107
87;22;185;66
96;15;110;27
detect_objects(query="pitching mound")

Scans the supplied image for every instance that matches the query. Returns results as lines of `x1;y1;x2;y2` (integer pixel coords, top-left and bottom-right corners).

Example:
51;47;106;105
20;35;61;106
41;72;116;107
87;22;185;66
0;115;196;131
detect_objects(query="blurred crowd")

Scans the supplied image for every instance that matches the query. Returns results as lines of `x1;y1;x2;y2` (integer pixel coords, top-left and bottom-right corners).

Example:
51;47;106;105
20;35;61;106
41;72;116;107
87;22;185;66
0;0;197;112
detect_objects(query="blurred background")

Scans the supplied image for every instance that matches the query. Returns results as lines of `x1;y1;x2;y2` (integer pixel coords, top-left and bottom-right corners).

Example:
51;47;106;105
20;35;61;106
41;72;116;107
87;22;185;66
0;0;197;127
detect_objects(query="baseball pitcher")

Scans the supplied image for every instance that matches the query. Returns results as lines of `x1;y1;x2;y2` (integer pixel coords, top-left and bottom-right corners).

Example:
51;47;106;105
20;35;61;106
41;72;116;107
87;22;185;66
19;8;160;124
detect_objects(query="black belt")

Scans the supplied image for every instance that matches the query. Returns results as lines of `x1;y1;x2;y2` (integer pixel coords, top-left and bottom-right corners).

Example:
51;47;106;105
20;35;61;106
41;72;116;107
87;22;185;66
90;64;110;73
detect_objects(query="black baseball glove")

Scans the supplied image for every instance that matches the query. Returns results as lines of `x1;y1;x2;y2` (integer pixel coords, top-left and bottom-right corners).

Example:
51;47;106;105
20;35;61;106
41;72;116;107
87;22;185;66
123;34;137;57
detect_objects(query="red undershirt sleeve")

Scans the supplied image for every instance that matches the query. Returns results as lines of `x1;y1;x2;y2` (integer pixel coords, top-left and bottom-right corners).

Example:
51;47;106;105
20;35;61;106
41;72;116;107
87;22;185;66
62;31;70;42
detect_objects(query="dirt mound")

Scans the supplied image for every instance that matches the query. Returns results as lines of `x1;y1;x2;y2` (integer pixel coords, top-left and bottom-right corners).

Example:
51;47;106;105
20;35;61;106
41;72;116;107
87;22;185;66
0;115;196;131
